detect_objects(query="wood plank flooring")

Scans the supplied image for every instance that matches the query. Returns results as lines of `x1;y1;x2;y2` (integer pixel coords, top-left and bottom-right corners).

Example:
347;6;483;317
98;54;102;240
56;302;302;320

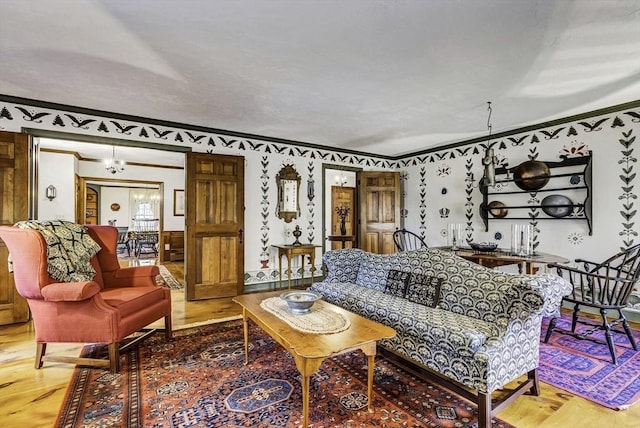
1;260;638;427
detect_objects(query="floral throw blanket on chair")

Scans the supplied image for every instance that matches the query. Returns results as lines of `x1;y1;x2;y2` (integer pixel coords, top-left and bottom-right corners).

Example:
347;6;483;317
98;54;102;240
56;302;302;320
13;220;102;282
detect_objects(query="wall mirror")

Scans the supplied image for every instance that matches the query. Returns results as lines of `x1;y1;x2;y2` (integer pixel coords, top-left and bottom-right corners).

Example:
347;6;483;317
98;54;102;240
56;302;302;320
276;164;301;223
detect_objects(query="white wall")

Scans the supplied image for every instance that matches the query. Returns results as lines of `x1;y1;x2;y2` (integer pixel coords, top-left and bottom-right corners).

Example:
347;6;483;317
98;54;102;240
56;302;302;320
78;159;184;231
400;111;638;266
36;150;184;230
4;99;637;293
37;152;75;221
98;186;131;226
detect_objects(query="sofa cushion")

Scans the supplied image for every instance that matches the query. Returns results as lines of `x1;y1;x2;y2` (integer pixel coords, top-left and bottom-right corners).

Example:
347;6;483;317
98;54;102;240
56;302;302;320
355;252;394;291
310;281;501;357
100;286;167;318
385;269;409;297
406;273;442;307
322;249;364;283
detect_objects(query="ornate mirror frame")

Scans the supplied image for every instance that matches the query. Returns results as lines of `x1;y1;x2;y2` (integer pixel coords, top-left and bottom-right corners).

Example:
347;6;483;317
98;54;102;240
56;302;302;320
276;164;301;223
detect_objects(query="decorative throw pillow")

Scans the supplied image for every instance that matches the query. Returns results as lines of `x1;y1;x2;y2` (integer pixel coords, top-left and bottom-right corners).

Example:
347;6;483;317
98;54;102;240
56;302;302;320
406;273;443;307
385;269;410;297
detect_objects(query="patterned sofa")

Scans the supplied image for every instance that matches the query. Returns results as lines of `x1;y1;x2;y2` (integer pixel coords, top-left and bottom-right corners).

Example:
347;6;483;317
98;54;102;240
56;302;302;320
309;248;571;427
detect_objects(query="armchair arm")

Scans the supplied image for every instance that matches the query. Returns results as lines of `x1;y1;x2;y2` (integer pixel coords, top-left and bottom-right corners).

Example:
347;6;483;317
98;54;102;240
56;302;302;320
574;258;598;272
512;272;572;319
547;262;636;307
104;265;160;288
40;281;101;302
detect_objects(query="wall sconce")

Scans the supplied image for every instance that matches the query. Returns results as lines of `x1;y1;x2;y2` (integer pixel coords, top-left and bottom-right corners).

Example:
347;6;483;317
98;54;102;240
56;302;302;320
46;184;57;201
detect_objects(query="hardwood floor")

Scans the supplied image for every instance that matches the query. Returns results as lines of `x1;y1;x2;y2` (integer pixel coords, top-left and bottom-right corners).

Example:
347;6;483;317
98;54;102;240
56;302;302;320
1;260;639;427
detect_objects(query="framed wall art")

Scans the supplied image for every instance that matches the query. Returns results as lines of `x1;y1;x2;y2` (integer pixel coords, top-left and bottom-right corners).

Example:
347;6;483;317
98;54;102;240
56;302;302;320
173;189;185;216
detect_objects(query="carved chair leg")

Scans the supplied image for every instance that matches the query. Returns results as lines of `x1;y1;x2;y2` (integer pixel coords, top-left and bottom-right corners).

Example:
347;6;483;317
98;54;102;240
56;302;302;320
477;393;492;428
35;343;46;369
108;343;120;373
544;317;557;343
619;309;638;351
600;308;618;365
165;314;173;339
571;303;580;332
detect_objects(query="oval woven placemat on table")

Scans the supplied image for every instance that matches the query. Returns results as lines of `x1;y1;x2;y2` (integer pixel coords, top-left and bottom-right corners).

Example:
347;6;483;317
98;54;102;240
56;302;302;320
260;297;351;334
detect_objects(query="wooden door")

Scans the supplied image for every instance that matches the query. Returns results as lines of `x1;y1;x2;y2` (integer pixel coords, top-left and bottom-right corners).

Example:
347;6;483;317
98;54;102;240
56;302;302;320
0;131;30;324
330;186;356;249
358;171;400;254
185;153;244;300
75;174;82;224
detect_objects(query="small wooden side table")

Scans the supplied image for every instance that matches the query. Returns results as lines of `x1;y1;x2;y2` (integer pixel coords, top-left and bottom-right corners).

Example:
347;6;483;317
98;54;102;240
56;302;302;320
327;235;356;249
272;244;321;289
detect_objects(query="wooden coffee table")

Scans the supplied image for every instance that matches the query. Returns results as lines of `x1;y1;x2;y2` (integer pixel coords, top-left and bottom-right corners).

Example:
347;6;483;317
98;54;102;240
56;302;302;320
233;291;396;427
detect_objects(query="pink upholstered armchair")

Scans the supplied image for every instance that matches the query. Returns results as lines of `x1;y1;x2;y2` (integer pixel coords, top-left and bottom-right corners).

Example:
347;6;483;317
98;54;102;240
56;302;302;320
0;224;172;372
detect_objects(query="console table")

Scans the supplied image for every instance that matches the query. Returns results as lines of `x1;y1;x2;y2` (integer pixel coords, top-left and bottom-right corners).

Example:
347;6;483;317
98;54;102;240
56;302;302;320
272;244;320;289
440;247;569;274
327;234;356;249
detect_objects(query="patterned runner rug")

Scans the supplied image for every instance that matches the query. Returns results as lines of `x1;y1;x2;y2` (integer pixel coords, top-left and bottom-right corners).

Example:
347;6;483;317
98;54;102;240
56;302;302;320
56;320;514;427
539;314;640;409
155;265;183;290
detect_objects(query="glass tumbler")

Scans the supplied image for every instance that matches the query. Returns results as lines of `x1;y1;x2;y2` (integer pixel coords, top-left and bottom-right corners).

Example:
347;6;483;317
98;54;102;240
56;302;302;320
448;223;463;250
511;224;533;256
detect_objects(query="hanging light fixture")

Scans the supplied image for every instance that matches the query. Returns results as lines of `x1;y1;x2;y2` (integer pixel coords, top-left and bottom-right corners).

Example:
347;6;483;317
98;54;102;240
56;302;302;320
335;172;347;186
481;101;499;188
105;146;125;174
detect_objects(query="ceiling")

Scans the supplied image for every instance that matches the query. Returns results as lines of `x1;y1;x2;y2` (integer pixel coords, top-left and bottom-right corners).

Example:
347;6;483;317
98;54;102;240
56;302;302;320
1;0;639;157
38;138;186;168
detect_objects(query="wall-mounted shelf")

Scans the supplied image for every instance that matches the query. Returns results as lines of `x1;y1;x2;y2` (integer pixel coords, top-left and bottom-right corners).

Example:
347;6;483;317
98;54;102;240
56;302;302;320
480;152;592;235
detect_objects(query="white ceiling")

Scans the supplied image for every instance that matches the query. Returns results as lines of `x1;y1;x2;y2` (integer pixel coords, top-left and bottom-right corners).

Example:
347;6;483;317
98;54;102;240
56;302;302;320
1;0;639;157
38;138;186;167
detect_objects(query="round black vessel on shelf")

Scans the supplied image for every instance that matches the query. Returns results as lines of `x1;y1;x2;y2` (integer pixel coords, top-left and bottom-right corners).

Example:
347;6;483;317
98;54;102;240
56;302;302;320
541;194;573;218
512;160;550;191
487;201;508;218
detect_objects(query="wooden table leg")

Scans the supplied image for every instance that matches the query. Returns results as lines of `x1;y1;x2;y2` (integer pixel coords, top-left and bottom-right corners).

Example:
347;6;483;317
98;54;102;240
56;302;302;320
360;342;377;412
526;261;534;275
287;254;292;289
293;355;324;428
310;250;315;286
367;353;374;412
301;372;310;426
242;309;249;365
278;253;283;290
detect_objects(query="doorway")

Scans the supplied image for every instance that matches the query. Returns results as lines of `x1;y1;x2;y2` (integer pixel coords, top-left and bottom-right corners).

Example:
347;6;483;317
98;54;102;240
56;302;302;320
323;164;360;251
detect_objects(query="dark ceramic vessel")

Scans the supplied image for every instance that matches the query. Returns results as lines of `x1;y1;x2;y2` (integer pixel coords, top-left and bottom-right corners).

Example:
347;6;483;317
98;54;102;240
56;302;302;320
512;160;550;191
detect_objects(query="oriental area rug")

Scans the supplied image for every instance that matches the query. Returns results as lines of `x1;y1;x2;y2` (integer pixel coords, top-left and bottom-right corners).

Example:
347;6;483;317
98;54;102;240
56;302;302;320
56;319;514;428
539;314;640;409
155;264;183;290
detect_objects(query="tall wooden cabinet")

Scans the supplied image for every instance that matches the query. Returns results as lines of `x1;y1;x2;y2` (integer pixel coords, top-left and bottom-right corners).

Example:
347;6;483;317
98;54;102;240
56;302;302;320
85;187;98;225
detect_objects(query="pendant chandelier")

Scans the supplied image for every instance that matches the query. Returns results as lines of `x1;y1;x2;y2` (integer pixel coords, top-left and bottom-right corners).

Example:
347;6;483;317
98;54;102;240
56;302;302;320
105;146;125;174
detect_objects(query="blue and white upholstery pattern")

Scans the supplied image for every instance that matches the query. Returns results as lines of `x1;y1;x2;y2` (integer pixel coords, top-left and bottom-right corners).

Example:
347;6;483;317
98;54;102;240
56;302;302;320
310;248;572;395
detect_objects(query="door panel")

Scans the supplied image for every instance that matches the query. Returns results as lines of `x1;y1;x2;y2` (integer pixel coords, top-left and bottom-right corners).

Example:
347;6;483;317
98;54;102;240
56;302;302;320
358;171;400;254
186;153;244;300
0;131;30;324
